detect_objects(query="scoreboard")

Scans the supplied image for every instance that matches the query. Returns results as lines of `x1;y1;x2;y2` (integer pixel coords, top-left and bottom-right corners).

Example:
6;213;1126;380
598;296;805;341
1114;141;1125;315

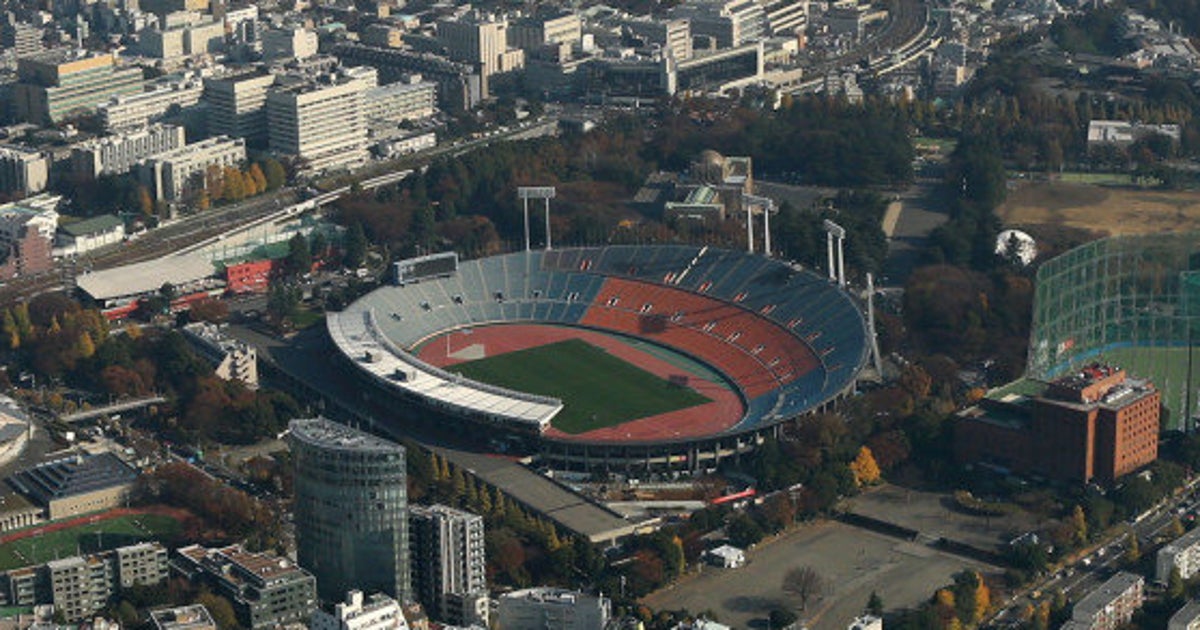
394;252;459;284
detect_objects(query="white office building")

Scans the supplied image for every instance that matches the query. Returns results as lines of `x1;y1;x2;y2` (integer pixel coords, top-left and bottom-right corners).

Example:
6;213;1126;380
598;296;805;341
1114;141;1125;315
1160;526;1200;583
495;588;610;630
204;71;277;146
98;72;205;132
70;124;186;178
139;135;246;201
669;0;767;48
364;75;437;124
311;591;409;630
0;146;49;196
266;69;371;173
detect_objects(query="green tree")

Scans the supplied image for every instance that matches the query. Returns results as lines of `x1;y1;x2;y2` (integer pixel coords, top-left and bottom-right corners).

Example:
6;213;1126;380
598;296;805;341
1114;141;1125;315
867;591;884;616
197;591;240;630
261;158;286;190
1168;565;1186;601
2;309;18;350
285;233;312;277
343;222;367;268
1070;505;1088;546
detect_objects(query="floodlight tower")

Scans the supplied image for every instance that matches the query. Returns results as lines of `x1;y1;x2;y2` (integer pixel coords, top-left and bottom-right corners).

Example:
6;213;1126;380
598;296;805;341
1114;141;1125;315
741;194;777;256
517;186;557;251
823;219;846;287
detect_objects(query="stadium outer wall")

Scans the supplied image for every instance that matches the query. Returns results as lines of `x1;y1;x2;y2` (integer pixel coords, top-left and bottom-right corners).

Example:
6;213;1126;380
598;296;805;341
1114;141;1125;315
1027;232;1200;431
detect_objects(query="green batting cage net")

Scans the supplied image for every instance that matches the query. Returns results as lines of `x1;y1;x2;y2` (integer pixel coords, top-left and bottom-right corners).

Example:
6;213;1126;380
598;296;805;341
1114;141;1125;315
1027;232;1200;431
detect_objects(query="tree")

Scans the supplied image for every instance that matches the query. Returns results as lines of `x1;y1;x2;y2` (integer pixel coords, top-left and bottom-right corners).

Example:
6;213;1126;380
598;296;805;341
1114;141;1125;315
1170;516;1186;538
782;566;825;610
261;157;286;190
2;309;18;350
343;222;367;268
1070;505;1088;547
247;163;267;195
867;591;884;616
1168;565;1186;601
285;233;312;277
197;591;239;630
1124;533;1140;565
76;332;95;359
769;609;798;628
850;446;881;486
138;185;154;216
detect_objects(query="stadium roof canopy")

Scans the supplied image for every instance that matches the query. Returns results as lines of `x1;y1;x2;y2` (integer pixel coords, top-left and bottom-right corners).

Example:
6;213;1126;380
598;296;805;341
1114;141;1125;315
76;253;217;302
327;308;562;431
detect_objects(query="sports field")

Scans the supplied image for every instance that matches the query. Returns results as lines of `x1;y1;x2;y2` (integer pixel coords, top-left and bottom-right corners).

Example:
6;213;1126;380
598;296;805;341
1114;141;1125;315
449;338;711;434
0;514;181;570
997;182;1200;236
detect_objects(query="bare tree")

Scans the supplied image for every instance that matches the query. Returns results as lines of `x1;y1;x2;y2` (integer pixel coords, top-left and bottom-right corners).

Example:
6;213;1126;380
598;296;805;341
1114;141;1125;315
782;566;825;610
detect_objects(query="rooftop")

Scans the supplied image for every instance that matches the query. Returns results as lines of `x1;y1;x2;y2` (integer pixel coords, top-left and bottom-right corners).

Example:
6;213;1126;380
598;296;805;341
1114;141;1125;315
8;451;137;504
59;214;123;238
1072;572;1143;621
76;252;216;302
288;417;405;454
150;604;216;630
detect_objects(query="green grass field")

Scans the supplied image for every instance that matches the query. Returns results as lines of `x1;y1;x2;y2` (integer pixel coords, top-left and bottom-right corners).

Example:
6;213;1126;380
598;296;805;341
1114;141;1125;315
449;339;711;434
0;514;181;571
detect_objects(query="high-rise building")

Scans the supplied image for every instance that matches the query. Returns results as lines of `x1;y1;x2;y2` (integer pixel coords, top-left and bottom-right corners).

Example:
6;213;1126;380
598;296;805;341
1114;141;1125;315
334;43;484;110
757;0;807;36
669;0;767;48
495;588;611;630
203;71;277;147
311;590;410;630
409;505;487;627
12;50;143;124
289;418;410;604
436;13;525;94
508;11;582;51
266;69;371;173
0;146;50;196
261;26;319;62
1;15;43;58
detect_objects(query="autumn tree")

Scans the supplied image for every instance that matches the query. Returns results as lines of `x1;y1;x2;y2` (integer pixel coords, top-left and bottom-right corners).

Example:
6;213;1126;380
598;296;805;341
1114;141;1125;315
137;185;154;216
248;163;267;195
782;566;825;610
1070;505;1088;547
2;309;18;350
850;446;882;486
1168;565;1186;601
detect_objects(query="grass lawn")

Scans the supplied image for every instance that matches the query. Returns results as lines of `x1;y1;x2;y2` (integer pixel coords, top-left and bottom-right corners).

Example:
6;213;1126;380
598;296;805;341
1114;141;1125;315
0;514;181;571
449;338;710;434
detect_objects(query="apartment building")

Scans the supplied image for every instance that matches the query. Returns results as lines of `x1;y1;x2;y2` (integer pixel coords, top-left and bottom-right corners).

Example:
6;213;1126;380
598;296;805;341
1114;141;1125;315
409;505;487;626
138;135;246;202
181;322;258;388
1159;526;1200;583
0;145;50;196
495;588;610;630
1063;572;1144;630
172;545;317;630
1170;600;1200;630
70;124;186;178
311;590;409;630
0;542;167;620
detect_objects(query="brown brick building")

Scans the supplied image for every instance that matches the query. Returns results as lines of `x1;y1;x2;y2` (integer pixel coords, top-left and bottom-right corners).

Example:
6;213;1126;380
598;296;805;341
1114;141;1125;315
955;365;1160;484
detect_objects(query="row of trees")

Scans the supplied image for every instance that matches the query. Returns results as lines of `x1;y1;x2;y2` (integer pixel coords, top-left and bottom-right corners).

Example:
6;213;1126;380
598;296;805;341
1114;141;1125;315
192;158;287;210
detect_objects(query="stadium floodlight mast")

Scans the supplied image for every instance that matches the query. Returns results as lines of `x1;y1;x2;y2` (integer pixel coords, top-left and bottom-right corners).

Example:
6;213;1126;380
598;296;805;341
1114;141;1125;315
517;186;557;251
741;194;776;256
823;219;846;288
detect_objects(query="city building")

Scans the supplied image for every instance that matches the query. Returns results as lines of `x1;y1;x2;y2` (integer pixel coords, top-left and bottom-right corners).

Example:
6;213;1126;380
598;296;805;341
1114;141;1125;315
758;0;807;36
8;452;139;520
0;542;167;620
508;11;582;51
97;72;205;132
265;69;371;173
203;71;277;147
623;18;693;61
289;418;410;603
262;26;319;61
1064;572;1144;630
70;124;186;178
181;322;258;388
55;215;126;257
1159;525;1200;583
364;75;437;125
0;195;56;279
0;145;50;196
436;12;525;93
955;365;1160;484
334;43;484;110
172;544;317;630
12;50;143;124
138;135;246;202
669;0;767;49
409;505;487;626
1;16;42;58
151;604;217;630
495;588;610;630
1087;119;1182;146
311;590;410;630
1170;600;1200;630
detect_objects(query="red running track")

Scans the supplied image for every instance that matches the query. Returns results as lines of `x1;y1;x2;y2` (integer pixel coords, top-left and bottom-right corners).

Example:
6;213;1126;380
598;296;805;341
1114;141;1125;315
0;505;193;546
416;324;745;443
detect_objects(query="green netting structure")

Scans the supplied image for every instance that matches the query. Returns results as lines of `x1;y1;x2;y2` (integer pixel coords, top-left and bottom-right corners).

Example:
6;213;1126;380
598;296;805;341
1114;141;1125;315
1027;232;1200;431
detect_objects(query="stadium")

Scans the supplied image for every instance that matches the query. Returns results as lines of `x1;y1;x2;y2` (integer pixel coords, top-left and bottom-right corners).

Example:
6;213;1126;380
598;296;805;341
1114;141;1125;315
327;245;871;473
1027;232;1200;432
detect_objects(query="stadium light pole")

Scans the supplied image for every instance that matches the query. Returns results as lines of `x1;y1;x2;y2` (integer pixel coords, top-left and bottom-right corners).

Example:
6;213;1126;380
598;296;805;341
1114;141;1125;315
518;186;556;251
824;219;846;287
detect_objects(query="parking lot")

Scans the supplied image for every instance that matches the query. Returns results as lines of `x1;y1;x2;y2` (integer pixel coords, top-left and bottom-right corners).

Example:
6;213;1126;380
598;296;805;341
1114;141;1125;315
641;520;998;629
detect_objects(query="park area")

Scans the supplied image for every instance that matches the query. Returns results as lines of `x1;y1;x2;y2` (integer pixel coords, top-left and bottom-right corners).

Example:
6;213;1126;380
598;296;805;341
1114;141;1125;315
0;511;182;571
448;338;711;434
997;181;1200;236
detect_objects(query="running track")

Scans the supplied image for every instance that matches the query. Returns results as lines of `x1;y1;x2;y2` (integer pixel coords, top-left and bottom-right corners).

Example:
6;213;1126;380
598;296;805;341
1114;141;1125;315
416;323;745;443
0;505;192;546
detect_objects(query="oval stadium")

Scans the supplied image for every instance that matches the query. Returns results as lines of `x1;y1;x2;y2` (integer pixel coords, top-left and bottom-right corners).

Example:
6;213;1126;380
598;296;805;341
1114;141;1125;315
327;245;870;472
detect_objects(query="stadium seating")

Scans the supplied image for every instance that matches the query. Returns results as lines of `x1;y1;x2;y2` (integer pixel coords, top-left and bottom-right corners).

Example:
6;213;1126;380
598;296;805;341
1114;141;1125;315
352;245;868;433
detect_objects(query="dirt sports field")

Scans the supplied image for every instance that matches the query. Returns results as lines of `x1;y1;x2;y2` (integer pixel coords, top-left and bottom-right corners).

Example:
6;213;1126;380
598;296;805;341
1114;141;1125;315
997;182;1200;235
416;323;745;443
